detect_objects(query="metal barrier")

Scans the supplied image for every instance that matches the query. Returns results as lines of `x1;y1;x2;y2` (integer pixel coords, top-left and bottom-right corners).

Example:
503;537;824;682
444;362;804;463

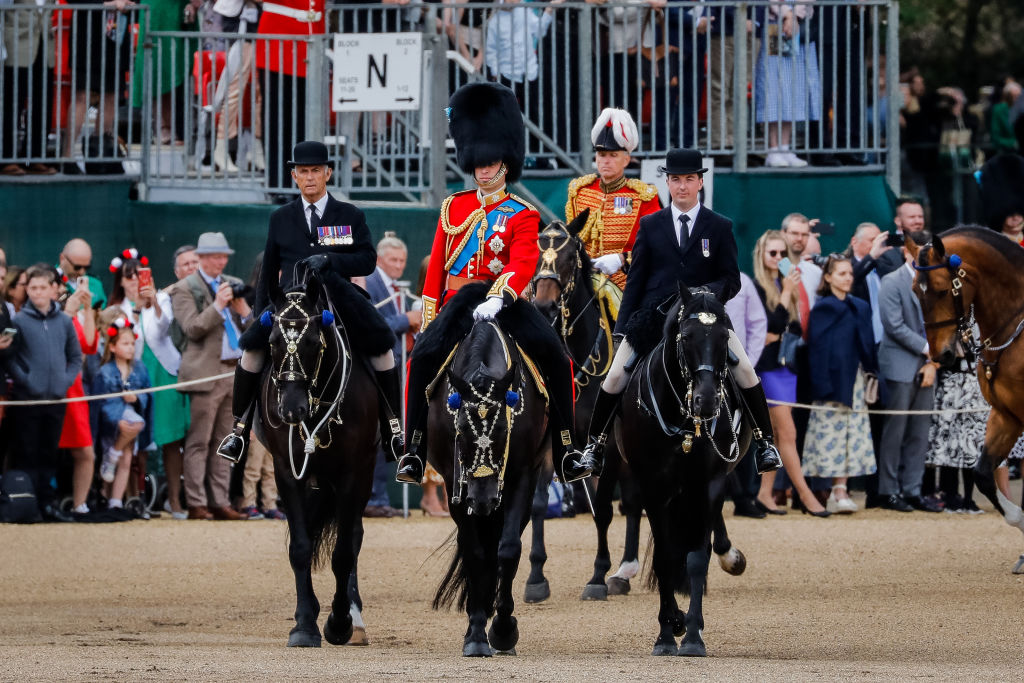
1;1;899;200
0;3;147;174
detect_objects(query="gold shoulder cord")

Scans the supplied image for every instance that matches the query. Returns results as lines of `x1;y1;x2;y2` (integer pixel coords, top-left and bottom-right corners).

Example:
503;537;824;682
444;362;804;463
564;174;597;221
442;195;488;272
509;193;538;214
624;178;658;202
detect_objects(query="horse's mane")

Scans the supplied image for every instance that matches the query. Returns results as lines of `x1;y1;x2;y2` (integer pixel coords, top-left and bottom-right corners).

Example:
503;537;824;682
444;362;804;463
935;226;1024;270
544;220;595;298
662;288;729;339
460;322;509;382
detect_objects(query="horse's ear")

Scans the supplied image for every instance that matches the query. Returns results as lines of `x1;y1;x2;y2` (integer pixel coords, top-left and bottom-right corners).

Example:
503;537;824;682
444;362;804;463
931;234;946;259
566;208;589;237
447;370;471;398
904;232;921;260
677;283;694;305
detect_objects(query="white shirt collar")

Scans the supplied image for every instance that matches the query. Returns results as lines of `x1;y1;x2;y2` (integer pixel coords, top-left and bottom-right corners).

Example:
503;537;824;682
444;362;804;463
670;201;701;237
376;266;396;290
302;193;329;217
904;261;916;279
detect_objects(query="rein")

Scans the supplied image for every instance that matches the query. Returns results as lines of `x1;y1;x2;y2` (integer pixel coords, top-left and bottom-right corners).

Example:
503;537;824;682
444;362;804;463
637;301;737;463
532;228;613;386
445;322;526;509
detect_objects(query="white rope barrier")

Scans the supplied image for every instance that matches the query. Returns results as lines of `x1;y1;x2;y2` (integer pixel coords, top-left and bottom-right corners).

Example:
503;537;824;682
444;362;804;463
0;372;234;407
766;399;991;416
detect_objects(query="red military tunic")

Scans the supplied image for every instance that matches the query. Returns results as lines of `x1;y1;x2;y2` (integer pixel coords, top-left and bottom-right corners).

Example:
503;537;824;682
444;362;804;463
565;174;661;290
421;189;540;330
256;0;326;77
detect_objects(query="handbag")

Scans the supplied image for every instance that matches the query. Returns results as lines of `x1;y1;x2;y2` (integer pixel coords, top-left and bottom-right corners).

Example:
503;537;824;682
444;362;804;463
777;330;799;368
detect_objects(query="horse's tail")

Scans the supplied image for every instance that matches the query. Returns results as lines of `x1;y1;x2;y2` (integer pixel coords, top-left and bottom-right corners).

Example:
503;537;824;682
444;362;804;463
308;485;341;571
431;528;469;611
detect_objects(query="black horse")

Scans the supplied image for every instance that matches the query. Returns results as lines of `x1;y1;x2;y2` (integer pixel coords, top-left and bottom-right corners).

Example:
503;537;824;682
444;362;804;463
527;213;647;602
618;287;750;657
255;278;378;648
430;309;549;657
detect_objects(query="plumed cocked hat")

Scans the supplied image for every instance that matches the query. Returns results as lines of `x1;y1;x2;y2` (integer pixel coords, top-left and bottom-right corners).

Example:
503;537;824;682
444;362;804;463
591;108;639;153
447;82;525;183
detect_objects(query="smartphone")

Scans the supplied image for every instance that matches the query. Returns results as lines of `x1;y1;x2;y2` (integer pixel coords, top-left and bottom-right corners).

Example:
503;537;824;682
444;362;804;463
1;328;17;338
77;276;89;289
778;257;793;277
815;221;836;236
137;267;153;291
886;231;905;248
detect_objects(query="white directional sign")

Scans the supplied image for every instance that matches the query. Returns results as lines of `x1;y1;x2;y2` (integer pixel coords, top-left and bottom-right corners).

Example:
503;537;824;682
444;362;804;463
332;33;423;112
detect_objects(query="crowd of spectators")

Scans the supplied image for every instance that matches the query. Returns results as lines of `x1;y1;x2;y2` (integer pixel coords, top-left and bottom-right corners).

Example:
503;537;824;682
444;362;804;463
0;230;451;523
724;198;1022;520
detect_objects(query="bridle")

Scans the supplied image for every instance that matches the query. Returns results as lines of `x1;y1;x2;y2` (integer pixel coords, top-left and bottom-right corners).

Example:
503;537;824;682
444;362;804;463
443;322;525;511
264;287;351;480
914;247;1024;382
531;225;613;385
639;295;737;463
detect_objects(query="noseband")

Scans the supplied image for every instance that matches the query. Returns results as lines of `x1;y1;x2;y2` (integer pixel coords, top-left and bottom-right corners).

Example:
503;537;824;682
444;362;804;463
272;293;327;388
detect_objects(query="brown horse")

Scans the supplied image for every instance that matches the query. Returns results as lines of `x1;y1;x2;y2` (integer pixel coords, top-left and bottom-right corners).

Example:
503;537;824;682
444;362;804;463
907;227;1024;571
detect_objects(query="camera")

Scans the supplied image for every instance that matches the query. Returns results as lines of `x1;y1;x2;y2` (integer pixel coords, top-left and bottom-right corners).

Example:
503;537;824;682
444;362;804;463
230;282;253;300
886;231;905;248
809;253;831;268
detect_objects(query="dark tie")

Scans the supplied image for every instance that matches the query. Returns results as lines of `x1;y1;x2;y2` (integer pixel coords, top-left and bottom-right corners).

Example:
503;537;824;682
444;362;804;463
678;214;690;250
308;205;320;236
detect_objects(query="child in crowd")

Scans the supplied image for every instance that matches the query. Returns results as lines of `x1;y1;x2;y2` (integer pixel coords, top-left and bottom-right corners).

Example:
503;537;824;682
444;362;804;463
95;318;153;511
5;264;82;522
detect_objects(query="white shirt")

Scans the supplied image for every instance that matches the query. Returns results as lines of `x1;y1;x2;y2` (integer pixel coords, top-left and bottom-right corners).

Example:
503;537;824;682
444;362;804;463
794;259;822;309
670;201;701;245
485;6;553;82
140;290;182;376
302;193;329;232
375;266;402;314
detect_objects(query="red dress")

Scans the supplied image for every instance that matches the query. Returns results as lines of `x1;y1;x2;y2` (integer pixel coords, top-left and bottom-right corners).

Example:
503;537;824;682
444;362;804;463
58;317;98;449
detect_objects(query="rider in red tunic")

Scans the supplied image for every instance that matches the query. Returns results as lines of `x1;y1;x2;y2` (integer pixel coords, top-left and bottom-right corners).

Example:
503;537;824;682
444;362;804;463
396;82;588;484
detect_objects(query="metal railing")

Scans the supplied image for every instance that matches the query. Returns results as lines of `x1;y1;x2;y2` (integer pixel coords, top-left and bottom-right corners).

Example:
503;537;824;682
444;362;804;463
0;1;900;200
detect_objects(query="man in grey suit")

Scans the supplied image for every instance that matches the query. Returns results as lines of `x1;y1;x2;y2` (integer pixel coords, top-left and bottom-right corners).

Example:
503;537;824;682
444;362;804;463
360;233;421;517
877;230;941;512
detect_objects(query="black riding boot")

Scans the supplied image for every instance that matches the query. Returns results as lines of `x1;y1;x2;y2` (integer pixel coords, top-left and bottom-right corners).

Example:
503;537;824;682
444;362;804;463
548;372;587;484
739;384;783;474
375;367;404;462
396;363;430;484
217;365;263;462
579;387;621;478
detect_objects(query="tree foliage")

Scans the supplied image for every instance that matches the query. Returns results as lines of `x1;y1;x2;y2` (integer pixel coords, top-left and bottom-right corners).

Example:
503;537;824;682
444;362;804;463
900;0;1024;96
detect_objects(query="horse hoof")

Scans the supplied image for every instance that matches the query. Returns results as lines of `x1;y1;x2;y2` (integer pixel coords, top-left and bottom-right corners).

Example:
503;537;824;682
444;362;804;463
1013;555;1024;575
463;641;493;657
523;580;550;604
677;639;707;657
323;612;353;646
607;576;631;595
717;547;747;576
488;617;519;653
493;647;517;656
287;629;322;648
580;583;608;601
346;625;369;646
651;641;677;656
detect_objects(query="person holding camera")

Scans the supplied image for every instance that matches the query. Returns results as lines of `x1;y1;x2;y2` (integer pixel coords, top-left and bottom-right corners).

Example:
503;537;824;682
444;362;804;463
170;232;252;521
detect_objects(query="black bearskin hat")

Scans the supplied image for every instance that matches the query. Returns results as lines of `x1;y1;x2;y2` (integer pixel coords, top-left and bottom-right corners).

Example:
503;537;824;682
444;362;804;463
979;153;1024;231
447;82;525;183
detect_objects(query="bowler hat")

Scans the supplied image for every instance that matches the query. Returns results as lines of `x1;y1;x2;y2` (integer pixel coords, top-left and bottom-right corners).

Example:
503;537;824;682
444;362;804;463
195;232;235;255
658;148;708;176
287;140;333;168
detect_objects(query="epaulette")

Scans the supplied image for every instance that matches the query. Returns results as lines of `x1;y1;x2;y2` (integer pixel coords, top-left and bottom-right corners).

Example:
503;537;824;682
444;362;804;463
624;178;658;202
509;193;538;214
565;174;598;219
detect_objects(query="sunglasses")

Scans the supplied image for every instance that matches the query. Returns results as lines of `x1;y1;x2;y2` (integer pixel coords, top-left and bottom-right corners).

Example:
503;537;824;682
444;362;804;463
766;250;785;257
122;272;138;280
66;260;91;271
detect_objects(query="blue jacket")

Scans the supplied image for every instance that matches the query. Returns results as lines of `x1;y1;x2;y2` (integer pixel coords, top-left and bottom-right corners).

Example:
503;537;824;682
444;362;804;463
6;300;82;400
94;360;155;452
806;293;877;407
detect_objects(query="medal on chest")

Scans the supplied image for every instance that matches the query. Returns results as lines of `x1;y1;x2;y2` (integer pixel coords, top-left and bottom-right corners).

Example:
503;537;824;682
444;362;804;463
702;238;710;258
318;225;353;246
612;196;633;215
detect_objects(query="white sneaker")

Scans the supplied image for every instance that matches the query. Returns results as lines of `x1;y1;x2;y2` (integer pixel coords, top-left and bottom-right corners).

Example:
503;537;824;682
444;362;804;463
100;448;120;483
213;139;239;173
785;152;808;168
765;151;790;168
826;493;858;514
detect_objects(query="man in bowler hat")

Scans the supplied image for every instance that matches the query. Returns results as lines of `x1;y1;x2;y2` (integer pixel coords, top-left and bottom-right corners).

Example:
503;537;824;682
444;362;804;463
580;148;784;477
216;140;404;465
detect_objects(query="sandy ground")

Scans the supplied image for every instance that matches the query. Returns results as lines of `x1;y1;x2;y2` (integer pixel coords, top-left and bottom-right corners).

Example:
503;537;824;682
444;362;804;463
1;484;1023;682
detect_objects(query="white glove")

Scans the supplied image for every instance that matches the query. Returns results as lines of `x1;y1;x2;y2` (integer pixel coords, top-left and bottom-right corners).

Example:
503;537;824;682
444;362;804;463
593;253;624;275
473;296;504;321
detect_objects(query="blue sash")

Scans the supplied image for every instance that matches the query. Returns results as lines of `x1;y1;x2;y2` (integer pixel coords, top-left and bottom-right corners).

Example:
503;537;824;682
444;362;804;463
448;196;526;276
